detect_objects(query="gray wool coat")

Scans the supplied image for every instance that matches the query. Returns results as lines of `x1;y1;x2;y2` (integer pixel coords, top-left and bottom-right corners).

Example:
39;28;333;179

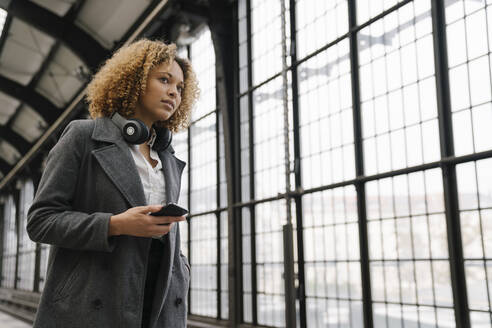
27;117;190;328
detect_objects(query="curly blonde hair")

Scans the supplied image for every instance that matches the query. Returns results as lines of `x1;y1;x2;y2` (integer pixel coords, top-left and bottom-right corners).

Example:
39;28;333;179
86;39;199;132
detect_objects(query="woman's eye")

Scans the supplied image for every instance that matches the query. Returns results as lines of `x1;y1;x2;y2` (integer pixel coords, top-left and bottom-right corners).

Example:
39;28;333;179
160;77;168;83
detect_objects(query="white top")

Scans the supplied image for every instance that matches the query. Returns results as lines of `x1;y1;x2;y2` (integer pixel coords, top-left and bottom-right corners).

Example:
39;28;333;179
128;142;166;206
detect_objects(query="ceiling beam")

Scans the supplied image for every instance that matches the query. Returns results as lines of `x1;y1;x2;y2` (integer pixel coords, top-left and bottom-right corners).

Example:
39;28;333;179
6;0;110;70
0;157;11;175
0;74;61;124
0;127;30;153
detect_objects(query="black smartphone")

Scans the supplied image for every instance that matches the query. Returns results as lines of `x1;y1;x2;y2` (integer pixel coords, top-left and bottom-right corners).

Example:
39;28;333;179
150;203;188;217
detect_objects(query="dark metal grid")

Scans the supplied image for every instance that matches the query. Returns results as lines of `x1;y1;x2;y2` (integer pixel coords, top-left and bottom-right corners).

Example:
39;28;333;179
238;0;412;99
230;1;481;326
288;0;307;326
216;95;222;320
244;0;259;324
348;1;374;328
432;0;471;326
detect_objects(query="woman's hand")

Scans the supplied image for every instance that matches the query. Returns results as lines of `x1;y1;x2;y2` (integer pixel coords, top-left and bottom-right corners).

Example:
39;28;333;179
108;205;186;237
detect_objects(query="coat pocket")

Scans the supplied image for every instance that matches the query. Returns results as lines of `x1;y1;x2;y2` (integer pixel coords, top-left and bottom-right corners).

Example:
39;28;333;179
52;256;82;302
180;254;190;278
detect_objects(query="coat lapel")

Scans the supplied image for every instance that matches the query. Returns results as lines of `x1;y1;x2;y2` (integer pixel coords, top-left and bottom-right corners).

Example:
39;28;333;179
149;148;186;326
158;149;186;204
91;118;146;207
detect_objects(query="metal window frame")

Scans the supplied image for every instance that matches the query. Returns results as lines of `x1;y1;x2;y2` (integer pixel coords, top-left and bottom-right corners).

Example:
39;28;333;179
226;0;474;327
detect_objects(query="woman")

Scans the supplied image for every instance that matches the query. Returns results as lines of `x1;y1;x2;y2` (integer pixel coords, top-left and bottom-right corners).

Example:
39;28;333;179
27;39;199;328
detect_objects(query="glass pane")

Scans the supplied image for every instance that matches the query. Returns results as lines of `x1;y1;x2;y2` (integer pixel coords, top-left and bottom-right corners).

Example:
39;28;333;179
190;113;217;213
251;0;289;85
190;213;218;316
255;200;286;327
447;0;492;156
253;78;287;199
357;0;410;24
302;186;361;328
298;40;355;189
366;169;454;325
457;159;492;320
358;1;439;176
191;28;216;119
296;0;349;59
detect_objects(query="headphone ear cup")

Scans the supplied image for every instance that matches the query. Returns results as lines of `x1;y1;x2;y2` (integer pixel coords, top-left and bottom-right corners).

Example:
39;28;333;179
122;119;149;144
152;126;172;151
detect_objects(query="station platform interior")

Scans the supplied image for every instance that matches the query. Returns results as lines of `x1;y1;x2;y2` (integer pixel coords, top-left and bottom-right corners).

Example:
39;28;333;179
0;0;490;327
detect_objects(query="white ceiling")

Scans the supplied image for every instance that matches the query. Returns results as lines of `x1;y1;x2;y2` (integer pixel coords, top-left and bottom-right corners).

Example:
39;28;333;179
0;91;19;125
76;0;153;49
0;18;55;86
31;0;76;16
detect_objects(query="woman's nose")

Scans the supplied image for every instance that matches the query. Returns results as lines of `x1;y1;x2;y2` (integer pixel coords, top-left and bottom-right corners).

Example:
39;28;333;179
167;86;177;98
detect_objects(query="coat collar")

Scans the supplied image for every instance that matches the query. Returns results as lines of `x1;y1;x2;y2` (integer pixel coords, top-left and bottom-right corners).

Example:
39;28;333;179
91;117;185;207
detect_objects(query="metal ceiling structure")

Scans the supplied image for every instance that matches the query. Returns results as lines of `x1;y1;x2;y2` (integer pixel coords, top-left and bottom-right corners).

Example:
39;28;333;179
0;0;210;190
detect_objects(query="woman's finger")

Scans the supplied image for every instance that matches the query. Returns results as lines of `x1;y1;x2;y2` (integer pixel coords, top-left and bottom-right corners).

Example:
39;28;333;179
153;222;175;235
138;204;163;213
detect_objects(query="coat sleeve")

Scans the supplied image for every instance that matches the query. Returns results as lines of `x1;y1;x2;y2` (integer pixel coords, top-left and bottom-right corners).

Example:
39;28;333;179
27;121;116;252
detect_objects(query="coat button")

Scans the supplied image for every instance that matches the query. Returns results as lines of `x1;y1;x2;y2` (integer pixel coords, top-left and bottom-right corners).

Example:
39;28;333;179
175;298;183;307
92;299;103;310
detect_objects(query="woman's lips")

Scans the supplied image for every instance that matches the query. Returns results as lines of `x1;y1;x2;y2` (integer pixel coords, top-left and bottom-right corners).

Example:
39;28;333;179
161;100;174;110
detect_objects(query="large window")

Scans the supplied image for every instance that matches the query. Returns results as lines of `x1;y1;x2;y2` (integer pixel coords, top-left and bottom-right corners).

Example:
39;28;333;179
235;0;490;327
176;27;229;320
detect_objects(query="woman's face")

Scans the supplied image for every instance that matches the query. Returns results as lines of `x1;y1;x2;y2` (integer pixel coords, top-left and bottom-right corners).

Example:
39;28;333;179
134;60;184;127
